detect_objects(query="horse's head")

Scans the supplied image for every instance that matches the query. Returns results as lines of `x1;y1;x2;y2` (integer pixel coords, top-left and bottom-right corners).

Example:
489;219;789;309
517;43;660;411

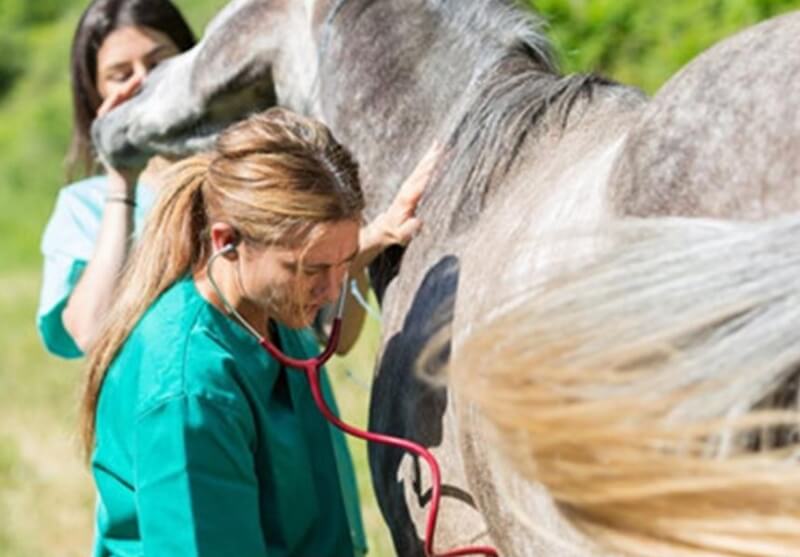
92;0;322;168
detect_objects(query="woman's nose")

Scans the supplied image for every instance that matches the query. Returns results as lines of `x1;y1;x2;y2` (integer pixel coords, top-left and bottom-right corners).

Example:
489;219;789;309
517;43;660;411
128;63;149;89
314;267;346;303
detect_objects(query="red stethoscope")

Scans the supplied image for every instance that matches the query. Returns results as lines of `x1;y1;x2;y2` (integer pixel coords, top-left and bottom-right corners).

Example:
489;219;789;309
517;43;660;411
207;245;499;557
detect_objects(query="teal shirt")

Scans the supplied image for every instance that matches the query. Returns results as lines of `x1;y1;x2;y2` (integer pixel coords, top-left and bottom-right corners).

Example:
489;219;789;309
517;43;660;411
92;276;367;557
37;176;155;358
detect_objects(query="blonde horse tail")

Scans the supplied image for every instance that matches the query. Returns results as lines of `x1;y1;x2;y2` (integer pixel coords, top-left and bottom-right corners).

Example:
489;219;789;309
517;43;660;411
454;215;800;557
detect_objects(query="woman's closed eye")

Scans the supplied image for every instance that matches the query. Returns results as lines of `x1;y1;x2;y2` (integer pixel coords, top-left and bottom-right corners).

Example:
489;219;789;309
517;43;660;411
104;67;133;83
303;267;326;277
280;260;315;276
145;54;170;72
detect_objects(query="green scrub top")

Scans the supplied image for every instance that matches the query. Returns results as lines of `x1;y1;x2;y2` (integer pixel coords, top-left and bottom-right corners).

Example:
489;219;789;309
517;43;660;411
92;276;367;557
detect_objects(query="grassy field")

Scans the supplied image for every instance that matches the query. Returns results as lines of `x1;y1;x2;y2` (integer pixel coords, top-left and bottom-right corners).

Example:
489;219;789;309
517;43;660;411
0;270;94;557
2;0;799;556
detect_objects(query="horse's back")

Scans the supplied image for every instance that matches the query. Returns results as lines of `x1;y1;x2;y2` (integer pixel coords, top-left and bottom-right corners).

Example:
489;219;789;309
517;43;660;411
611;11;800;220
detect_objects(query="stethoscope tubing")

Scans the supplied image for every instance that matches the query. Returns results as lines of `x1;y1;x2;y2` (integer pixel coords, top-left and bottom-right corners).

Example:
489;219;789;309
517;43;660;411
207;247;498;557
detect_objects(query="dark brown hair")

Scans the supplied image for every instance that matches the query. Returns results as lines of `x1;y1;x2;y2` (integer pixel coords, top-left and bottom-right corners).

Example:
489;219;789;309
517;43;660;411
66;0;195;180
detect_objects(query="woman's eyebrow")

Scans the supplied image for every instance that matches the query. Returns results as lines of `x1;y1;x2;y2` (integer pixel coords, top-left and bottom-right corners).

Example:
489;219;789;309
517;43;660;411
342;248;359;264
99;60;132;75
144;43;175;61
100;45;175;73
305;248;359;270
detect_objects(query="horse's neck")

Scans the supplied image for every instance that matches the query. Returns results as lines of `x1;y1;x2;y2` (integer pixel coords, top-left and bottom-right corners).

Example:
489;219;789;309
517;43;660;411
378;89;641;350
314;0;643;327
456;98;640;333
316;0;555;219
269;1;322;116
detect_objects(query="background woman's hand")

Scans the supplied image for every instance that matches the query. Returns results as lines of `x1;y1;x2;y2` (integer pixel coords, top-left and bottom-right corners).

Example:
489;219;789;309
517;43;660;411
96;73;144;119
96;75;146;185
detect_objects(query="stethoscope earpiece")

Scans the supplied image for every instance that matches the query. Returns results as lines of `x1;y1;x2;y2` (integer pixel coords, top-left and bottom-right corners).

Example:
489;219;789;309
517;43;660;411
217;227;241;258
220;242;238;256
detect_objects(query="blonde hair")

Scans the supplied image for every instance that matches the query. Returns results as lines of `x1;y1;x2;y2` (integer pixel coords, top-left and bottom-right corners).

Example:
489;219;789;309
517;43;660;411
453;217;800;557
81;108;364;456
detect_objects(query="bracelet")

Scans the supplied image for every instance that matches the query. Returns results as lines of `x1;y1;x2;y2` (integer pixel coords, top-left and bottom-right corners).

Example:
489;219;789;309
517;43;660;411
106;194;137;207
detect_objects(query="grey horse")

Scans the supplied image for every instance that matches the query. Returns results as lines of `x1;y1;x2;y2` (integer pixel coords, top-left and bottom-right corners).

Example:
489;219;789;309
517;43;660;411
94;2;800;555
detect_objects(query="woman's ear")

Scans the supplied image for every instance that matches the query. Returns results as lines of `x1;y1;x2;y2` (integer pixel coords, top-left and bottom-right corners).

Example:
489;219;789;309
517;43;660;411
209;222;241;260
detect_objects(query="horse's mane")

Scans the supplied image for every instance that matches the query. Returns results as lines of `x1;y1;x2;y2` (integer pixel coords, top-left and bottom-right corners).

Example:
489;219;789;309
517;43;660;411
370;1;632;297
422;0;629;235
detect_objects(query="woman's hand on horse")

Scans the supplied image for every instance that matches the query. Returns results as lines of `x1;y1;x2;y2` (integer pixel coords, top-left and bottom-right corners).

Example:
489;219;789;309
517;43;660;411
356;142;441;266
357;142;440;265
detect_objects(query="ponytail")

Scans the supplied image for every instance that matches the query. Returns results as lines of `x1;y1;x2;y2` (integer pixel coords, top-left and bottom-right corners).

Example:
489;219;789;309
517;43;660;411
80;154;212;458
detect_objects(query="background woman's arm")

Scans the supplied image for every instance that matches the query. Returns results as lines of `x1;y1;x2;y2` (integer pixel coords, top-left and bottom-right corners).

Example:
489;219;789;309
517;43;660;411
61;169;138;351
61;81;147;352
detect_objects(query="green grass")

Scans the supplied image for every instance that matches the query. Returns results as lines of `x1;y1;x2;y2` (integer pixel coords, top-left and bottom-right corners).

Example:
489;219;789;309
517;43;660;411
0;270;93;557
327;311;397;557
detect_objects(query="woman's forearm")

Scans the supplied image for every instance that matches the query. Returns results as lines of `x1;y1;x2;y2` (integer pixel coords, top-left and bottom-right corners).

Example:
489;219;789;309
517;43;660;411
62;173;136;351
353;217;390;270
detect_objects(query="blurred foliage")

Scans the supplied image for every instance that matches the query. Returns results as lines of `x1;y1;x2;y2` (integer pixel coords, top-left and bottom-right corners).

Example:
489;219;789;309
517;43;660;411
529;0;800;92
0;0;72;26
0;0;75;98
0;33;26;98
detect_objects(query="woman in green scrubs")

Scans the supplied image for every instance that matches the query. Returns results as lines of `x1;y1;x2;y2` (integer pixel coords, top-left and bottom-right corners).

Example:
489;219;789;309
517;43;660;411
80;108;436;556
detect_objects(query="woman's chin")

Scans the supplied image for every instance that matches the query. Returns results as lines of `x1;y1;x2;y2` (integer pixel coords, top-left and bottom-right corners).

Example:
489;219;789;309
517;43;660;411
277;309;316;330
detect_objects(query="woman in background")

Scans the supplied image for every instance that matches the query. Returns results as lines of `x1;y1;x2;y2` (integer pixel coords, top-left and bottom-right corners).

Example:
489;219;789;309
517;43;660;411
37;0;195;357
